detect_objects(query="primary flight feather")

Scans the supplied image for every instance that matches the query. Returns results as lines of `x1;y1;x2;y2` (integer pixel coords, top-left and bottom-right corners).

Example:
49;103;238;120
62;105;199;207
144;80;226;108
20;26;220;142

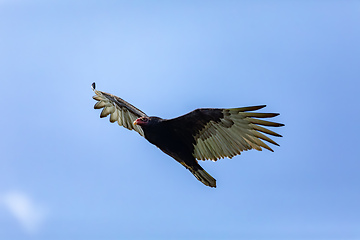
91;82;284;188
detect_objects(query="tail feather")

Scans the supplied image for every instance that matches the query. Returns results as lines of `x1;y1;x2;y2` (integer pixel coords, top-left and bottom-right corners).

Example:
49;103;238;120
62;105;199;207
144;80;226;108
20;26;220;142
178;160;216;188
192;168;216;188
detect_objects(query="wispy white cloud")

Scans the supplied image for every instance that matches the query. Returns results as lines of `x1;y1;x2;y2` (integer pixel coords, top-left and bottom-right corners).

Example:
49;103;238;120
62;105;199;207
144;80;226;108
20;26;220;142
0;190;48;234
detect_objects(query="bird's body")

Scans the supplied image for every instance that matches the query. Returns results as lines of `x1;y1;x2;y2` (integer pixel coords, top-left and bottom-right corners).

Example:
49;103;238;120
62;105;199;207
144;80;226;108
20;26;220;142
138;116;216;186
91;82;284;188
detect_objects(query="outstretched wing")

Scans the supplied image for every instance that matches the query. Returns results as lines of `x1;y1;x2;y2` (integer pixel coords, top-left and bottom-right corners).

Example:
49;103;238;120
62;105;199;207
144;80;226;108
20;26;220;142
165;105;284;161
91;82;147;136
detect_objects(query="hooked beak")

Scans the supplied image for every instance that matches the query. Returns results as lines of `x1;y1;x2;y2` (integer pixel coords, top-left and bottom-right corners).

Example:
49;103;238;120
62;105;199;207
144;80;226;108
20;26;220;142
133;119;139;125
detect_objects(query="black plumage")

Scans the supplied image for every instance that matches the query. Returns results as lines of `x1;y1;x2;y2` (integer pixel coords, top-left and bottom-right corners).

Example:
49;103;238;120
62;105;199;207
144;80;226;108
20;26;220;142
91;82;284;188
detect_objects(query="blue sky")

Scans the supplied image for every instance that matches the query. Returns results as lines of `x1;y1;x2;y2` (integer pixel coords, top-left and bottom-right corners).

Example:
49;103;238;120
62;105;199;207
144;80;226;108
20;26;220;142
1;1;359;239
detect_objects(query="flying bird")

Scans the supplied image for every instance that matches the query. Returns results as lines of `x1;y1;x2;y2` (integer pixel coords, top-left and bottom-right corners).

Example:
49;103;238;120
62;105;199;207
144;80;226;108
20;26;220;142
91;82;284;188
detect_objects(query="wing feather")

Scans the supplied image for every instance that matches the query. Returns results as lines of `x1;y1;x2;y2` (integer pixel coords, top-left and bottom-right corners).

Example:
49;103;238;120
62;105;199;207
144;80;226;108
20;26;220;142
91;83;147;136
247;118;283;127
241;112;280;118
251;124;282;137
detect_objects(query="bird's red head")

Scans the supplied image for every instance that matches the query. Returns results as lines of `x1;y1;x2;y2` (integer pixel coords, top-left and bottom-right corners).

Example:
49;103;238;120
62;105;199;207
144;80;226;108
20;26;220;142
133;117;149;126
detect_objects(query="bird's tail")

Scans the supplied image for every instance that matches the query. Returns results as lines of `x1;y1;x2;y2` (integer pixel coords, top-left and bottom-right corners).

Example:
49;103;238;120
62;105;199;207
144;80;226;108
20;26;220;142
191;166;216;188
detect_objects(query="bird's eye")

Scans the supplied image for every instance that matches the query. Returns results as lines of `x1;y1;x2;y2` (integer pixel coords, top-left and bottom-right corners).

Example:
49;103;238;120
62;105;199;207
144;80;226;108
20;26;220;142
142;117;148;122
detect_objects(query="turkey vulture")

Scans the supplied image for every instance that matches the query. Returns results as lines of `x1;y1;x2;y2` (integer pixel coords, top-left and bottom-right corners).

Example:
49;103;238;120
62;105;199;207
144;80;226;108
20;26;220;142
91;82;284;188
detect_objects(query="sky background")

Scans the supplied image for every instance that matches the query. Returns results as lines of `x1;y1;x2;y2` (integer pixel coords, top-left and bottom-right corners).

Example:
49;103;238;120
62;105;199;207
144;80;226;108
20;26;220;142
1;1;360;239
